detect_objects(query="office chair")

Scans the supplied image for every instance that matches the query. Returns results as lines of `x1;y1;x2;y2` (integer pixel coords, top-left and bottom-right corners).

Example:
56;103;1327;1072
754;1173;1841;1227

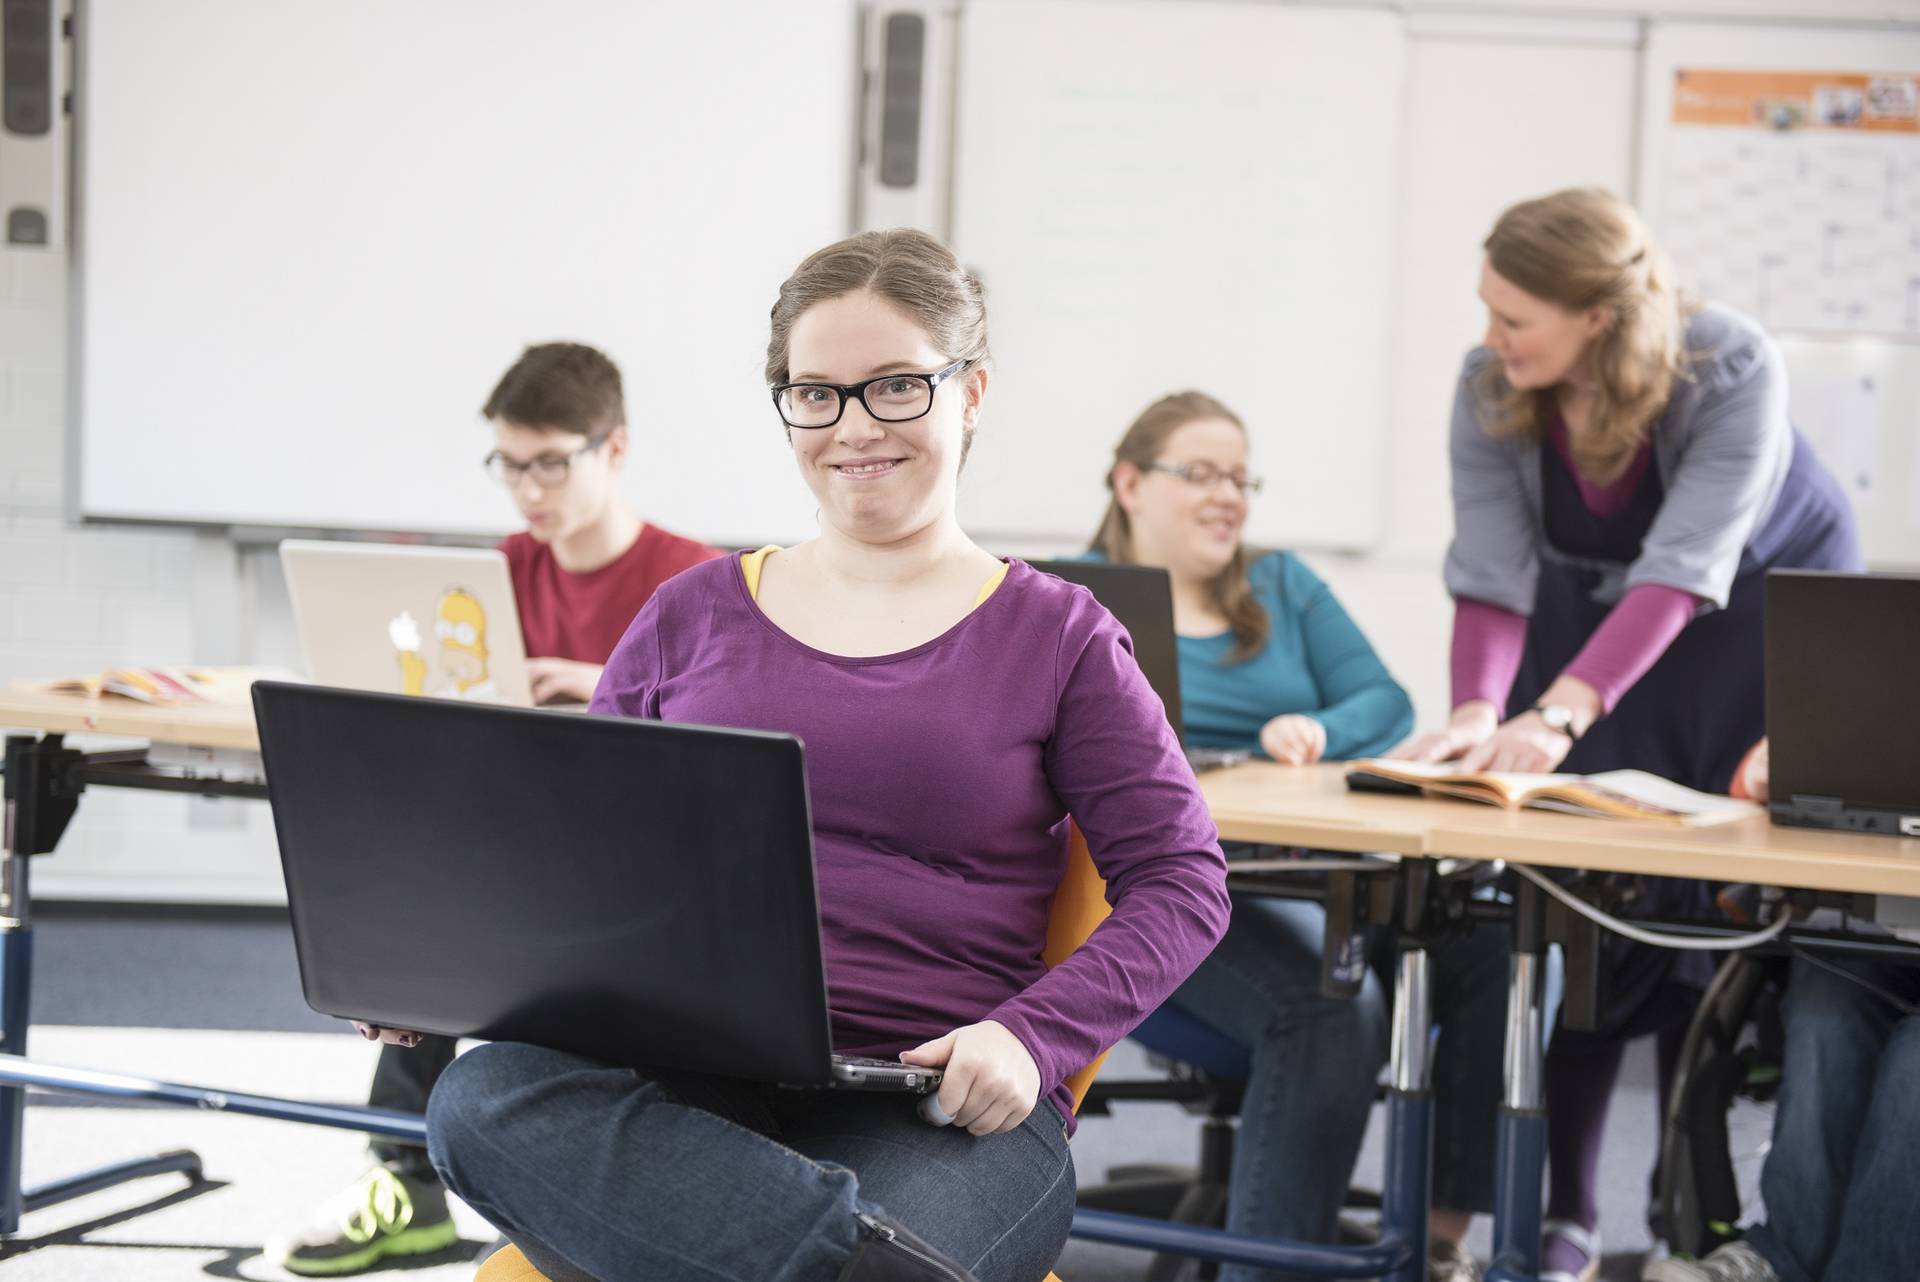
472;823;1117;1282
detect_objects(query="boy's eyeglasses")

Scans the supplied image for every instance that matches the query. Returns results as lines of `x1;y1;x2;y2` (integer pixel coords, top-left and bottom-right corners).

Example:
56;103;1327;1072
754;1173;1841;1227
482;438;606;487
771;359;970;430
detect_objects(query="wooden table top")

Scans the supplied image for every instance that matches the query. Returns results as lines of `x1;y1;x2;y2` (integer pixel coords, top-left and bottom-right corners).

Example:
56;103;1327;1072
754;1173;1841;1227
1;684;260;752
1200;762;1920;899
7;689;1915;898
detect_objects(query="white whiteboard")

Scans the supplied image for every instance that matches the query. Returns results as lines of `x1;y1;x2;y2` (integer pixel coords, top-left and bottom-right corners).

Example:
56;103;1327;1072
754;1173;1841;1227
75;0;854;543
949;0;1403;550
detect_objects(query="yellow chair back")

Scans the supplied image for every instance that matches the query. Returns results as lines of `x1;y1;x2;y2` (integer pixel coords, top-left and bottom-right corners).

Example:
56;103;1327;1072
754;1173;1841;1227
1046;821;1113;1113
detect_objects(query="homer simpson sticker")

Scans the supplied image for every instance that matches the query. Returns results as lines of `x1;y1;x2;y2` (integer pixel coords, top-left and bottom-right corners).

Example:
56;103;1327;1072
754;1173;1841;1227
388;587;499;701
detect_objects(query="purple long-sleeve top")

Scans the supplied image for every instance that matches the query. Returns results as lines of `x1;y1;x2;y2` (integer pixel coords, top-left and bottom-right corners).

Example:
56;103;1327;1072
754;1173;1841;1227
590;554;1231;1130
1449;417;1702;715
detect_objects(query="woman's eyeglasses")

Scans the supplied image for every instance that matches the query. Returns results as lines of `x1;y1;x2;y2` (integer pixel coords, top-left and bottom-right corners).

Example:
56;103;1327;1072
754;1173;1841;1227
1143;460;1264;496
771;359;969;430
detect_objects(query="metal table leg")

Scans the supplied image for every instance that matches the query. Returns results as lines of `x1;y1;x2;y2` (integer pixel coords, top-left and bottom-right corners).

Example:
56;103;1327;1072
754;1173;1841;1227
1;734;207;1233
1381;946;1434;1282
0;848;31;1232
1488;875;1547;1282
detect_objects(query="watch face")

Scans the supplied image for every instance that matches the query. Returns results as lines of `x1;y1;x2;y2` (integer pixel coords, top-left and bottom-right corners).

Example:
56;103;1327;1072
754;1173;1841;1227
1537;705;1571;731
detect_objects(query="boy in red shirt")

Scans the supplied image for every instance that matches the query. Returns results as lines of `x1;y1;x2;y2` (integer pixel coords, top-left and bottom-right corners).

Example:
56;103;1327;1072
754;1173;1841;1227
268;342;718;1275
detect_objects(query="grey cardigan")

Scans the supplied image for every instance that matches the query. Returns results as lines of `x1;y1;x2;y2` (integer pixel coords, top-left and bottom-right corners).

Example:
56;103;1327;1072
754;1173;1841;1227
1442;303;1794;616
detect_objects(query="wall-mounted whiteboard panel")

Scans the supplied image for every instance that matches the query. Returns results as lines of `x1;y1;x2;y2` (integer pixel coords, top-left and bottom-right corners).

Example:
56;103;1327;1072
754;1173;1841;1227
76;0;854;543
1640;22;1920;568
949;0;1403;550
1382;20;1640;564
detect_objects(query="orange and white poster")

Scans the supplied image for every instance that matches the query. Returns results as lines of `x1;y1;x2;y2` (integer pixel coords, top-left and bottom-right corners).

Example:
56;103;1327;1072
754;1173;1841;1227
1660;68;1920;338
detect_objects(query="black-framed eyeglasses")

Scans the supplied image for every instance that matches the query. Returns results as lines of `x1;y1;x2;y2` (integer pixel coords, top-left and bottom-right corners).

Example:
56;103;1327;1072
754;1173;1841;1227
1144;461;1265;495
481;437;606;488
771;359;970;430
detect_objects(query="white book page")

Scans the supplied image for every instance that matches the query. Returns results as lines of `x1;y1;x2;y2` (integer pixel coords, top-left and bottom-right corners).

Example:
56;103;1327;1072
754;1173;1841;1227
1578;771;1762;825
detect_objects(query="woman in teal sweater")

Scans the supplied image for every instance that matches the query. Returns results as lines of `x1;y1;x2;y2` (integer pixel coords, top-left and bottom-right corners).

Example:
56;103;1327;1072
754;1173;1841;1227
1177;547;1414;759
1090;391;1514;1282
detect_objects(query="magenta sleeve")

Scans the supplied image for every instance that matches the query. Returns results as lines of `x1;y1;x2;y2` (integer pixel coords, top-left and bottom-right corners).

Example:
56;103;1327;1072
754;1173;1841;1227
1562;584;1701;713
1450;597;1529;712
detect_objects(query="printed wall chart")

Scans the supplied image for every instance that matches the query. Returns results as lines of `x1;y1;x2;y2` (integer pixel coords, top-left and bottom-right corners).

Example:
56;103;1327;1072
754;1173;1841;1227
1659;69;1920;339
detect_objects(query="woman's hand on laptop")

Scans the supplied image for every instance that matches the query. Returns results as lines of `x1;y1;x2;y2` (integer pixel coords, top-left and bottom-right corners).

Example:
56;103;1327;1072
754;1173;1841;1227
352;1021;424;1048
528;658;603;705
901;1020;1040;1136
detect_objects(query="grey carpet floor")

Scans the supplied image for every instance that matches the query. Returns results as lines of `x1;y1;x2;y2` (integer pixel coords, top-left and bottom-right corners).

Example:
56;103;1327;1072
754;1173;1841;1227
4;906;1771;1280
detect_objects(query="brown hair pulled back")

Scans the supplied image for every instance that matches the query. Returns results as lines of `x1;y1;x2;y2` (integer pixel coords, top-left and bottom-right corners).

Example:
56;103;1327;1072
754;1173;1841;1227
766;229;989;384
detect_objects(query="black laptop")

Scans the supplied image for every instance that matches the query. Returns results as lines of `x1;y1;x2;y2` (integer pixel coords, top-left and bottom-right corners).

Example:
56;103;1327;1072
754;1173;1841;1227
1029;559;1251;772
1764;570;1920;837
251;681;939;1092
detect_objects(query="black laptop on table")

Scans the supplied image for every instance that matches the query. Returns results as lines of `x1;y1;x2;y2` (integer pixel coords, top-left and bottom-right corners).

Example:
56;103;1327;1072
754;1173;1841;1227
251;681;939;1093
1764;570;1920;837
1028;559;1252;773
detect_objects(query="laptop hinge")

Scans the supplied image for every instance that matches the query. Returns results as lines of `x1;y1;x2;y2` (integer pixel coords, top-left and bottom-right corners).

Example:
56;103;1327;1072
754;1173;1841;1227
1786;794;1846;820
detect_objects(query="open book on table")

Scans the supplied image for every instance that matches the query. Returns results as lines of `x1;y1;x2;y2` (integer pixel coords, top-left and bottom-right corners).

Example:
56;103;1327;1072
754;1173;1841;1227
30;666;297;707
1344;759;1760;827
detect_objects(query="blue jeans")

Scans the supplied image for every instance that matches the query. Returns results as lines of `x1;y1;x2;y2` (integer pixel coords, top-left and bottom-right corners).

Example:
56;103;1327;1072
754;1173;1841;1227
427;1041;1076;1282
1743;957;1920;1282
1168;896;1557;1282
1165;896;1388;1282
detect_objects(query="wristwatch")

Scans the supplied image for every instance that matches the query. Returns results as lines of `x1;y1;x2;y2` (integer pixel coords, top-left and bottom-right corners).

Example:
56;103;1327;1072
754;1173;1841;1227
1530;703;1582;741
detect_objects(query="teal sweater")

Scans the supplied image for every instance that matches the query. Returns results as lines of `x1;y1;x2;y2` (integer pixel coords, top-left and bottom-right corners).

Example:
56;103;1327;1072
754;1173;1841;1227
1086;550;1413;761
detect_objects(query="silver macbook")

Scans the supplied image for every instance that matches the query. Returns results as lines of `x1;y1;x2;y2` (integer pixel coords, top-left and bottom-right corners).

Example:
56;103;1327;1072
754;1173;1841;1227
280;540;535;707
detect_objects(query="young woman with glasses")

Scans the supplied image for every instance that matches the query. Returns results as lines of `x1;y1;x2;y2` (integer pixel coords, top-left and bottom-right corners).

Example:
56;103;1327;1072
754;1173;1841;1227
415;230;1232;1282
1086;393;1528;1280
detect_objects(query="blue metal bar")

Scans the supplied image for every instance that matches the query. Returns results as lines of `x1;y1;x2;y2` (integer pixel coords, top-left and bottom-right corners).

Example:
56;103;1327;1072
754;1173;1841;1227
1070;1209;1413;1278
1380;945;1435;1282
0;1054;427;1144
23;1150;202;1214
1489;875;1548;1282
0;864;33;1234
1379;1088;1434;1282
1489;1109;1545;1281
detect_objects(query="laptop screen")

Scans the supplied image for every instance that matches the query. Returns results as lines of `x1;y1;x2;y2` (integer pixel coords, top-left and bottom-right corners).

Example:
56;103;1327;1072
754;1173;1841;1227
1765;570;1920;815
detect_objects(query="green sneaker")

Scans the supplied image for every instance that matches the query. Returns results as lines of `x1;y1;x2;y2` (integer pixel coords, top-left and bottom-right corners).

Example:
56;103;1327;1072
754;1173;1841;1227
268;1163;459;1276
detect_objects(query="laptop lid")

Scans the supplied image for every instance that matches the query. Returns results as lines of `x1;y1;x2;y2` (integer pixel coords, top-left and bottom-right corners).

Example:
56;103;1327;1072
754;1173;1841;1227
1028;560;1184;743
1765;569;1920;834
252;681;837;1086
280;540;533;707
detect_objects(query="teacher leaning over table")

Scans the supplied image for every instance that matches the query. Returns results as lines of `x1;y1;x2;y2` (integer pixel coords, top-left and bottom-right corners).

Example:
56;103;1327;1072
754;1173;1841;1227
1394;188;1862;1282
